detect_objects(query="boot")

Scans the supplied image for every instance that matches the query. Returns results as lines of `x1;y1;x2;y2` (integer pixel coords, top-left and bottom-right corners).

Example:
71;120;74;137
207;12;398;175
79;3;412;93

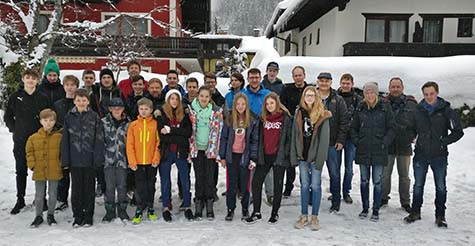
117;202;130;221
194;199;203;220
102;203;116;223
435;215;448;228
404;212;421;224
205;199;215;220
310;215;320;231
30;216;44;228
225;208;234;221
294;215;308;229
10;198;25;215
47;214;57;226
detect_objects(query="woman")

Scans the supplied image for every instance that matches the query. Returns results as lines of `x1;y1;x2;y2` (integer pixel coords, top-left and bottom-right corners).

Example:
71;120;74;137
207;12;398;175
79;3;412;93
157;89;193;222
189;86;224;221
224;73;246;112
219;93;259;221
244;92;291;225
351;82;394;222
291;86;332;231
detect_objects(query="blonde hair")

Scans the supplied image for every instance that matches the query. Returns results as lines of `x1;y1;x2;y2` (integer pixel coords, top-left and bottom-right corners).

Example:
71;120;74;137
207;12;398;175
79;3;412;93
230;93;251;129
300;86;324;124
364;94;379;109
261;92;289;120
163;92;185;122
137;97;153;109
39;108;57;120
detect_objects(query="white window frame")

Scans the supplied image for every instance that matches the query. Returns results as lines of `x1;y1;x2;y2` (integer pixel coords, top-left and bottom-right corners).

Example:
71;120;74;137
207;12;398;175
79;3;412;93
101;12;152;36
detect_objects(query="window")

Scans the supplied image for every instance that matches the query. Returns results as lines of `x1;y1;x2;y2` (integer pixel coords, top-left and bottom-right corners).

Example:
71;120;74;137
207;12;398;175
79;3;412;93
285;34;291;54
302;36;307;56
38;14;49;33
458;18;473;37
423;18;443;43
216;43;229;51
317;28;320;45
364;14;410;43
309;33;312;45
104;14;149;36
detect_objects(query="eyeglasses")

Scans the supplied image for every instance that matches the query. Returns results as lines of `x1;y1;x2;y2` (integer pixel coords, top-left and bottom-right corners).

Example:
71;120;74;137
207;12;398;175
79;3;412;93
205;81;216;84
305;94;316;98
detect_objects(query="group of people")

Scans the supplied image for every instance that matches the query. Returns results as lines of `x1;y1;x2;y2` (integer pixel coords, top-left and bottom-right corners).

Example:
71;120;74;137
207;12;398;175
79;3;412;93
4;59;464;231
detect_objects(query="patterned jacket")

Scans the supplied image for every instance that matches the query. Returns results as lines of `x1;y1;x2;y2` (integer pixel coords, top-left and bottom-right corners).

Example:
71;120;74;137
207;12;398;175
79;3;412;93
188;104;223;160
102;113;130;169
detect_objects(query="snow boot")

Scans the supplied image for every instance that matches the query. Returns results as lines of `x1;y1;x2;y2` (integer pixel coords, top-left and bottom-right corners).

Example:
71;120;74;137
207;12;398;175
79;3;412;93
205;199;215;220
117;202;130;221
194;199;203;220
102;203;116;223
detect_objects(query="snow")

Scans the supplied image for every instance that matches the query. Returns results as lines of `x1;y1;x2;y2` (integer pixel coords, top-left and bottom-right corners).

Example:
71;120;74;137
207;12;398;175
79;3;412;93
238;36;274;54
265;0;305;37
193;34;243;40
0;121;473;245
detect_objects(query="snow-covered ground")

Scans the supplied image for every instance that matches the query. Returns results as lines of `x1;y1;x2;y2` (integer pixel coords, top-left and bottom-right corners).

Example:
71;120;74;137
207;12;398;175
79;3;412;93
0;125;473;245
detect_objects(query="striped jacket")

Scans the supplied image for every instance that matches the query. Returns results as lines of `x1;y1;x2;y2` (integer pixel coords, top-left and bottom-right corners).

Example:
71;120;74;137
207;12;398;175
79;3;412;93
188;104;223;160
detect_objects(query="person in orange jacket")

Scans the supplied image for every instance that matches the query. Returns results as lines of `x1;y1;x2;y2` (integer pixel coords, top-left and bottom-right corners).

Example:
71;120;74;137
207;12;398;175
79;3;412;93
126;97;160;224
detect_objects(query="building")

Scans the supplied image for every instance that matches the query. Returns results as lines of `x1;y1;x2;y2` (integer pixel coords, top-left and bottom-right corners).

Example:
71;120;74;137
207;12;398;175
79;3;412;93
266;0;475;57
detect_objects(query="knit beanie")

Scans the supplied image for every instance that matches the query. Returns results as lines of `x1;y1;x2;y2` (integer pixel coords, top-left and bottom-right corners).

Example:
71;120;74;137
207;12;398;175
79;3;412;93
363;82;379;95
100;68;116;85
165;89;182;102
43;58;60;76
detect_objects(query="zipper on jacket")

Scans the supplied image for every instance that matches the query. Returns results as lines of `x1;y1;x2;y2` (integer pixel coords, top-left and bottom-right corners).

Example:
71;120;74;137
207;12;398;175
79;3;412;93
143;118;147;163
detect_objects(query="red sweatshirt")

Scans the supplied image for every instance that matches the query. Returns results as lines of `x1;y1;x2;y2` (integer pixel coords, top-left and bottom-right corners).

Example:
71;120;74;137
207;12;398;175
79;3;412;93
263;112;283;155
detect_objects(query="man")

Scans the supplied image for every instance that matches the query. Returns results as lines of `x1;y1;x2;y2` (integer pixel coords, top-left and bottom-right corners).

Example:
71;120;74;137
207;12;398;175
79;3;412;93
185;77;199;106
316;72;350;213
261;62;284;94
204;72;225;107
147;78;165;111
336;73;362;207
162;70;186;99
81;70;96;95
381;77;417;213
118;60;148;99
404;82;463;227
280;66;310;198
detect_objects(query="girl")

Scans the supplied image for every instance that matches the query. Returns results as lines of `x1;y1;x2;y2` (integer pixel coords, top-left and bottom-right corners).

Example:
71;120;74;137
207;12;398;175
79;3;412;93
291;86;332;231
157;89;194;222
219;93;259;221
224;73;246;112
189;86;224;221
244;92;291;224
351;82;394;222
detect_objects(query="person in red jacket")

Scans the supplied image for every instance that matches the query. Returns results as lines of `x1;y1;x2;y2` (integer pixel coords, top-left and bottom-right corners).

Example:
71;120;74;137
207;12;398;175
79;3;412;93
118;60;148;99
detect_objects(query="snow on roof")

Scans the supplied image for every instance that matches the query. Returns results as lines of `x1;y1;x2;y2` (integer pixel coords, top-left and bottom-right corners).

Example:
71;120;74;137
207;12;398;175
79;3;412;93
193;34;243;40
238;36;274;53
265;0;306;37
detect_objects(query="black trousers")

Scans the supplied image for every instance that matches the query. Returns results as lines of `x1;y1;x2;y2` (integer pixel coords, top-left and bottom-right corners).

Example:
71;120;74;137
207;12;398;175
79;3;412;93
251;154;286;215
57;168;70;203
192;150;217;201
13;141;28;200
96;167;106;193
135;165;157;210
70;167;96;220
226;153;250;210
284;166;296;193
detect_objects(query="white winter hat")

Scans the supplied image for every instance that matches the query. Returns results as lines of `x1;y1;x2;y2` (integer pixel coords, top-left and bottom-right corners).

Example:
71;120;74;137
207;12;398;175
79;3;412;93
165;89;182;102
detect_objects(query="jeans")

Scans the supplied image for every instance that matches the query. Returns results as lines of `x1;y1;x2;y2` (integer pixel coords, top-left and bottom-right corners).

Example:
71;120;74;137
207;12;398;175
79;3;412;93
159;152;191;208
192;150;217;201
71;167;96;220
382;155;411;206
341;139;355;195
35;180;58;216
104;166;128;205
251;155;285;215
226;153;250;210
299;161;322;215
360;164;384;211
326;146;342;203
411;157;447;216
135;165;157;210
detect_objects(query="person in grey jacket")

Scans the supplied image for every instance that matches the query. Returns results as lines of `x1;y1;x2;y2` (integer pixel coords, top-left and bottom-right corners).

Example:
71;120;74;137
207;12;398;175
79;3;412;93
291;86;332;231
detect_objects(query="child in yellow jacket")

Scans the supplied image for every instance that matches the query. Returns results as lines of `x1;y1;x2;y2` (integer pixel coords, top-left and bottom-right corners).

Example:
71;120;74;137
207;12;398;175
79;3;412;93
127;97;160;224
26;109;63;228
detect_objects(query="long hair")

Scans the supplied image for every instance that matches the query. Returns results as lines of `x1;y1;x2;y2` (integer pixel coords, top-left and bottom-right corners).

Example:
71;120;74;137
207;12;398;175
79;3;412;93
300;86;325;124
163;91;185;122
229;93;251;129
261;92;289;120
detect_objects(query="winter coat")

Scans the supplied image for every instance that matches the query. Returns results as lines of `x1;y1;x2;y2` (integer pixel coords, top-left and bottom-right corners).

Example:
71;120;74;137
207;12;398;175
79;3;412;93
61;107;104;168
189;104;223;159
52;97;75;127
118;77;148;100
257;112;292;167
385;94;418;156
38;77;65;105
243;85;271;115
125;92;148;120
126;116;160;168
219;114;259;168
261;75;284;94
290;107;331;170
280;82;310;115
156;109;192;160
4;88;50;144
162;84;187;102
351;101;395;166
224;88;245;111
26;126;63;181
90;83;122;118
321;89;350;146
211;90;225;107
102;113;130;169
337;88;363;139
147;94;165;111
413;97;464;161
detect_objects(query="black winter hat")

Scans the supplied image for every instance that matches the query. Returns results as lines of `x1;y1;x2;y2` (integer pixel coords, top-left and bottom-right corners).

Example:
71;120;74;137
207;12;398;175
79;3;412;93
100;68;116;84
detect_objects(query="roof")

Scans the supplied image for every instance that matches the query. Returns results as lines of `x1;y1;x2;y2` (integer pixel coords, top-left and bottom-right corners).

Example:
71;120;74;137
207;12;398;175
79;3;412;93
193;34;243;40
265;0;350;38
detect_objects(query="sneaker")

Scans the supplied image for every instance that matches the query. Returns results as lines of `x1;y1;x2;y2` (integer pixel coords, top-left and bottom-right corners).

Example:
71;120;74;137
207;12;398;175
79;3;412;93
381;198;389;207
268;213;279;224
83;217;93;227
30;216;43;228
241;209;249;221
184;209;194;221
310;215;320;231
330;202;340;213
148;208;158;221
283;188;291;198
294;215;308;229
225;209;234;222
10;199;26;215
264;196;273;207
402;204;412;213
359;209;369;219
343;194;353;204
132;210;143;225
72;217;83;228
55;202;68;211
404;212;421;224
435;215;448;228
243;212;262;224
47;214;57;225
370;210;380;222
162;209;172;222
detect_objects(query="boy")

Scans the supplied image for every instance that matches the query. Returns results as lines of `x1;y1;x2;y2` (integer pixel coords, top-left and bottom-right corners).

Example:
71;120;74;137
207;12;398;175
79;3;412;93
26;109;63;227
102;98;130;222
38;58;65;104
4;69;50;215
126;98;160;224
118;60;148;100
185;77;199;106
61;89;104;227
125;75;148;120
52;75;79;211
81;69;96;94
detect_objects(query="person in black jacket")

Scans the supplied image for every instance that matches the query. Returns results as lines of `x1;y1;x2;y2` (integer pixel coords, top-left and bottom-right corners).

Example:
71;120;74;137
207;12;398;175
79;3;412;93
404;82;464;228
204;72;225;107
317;72;350;212
52;75;79;211
4;69;50;215
125;75;149;120
61;89;104;228
38;58;65;104
381;77;417;213
261;62;284;94
351;82;395;222
90;68;122;119
147;78;165;111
